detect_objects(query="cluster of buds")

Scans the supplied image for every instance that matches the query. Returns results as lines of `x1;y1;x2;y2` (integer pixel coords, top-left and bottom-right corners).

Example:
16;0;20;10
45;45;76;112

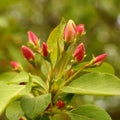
26;32;50;59
63;20;107;64
10;20;107;80
10;31;50;72
64;20;85;42
9;20;108;113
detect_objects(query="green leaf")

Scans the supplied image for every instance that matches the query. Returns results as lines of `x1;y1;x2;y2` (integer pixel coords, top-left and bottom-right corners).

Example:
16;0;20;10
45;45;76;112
20;94;51;119
47;19;66;67
0;82;27;115
68;104;112;120
62;72;120;95
36;114;50;120
73;62;115;74
6;101;24;120
0;71;29;84
10;71;29;84
31;75;48;91
0;72;17;83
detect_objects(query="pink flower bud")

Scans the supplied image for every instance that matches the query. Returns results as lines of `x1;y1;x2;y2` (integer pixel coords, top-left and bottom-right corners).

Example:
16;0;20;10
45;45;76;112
94;53;107;64
73;43;85;62
21;45;34;60
41;42;49;57
76;24;85;36
64;20;77;42
28;31;39;45
57;100;65;109
10;61;20;70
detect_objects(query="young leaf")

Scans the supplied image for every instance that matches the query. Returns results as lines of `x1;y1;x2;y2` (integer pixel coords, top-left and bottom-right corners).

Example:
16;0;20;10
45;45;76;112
0;82;27;115
6;101;24;120
47;19;66;67
20;94;51;119
62;72;120;95
68;104;112;120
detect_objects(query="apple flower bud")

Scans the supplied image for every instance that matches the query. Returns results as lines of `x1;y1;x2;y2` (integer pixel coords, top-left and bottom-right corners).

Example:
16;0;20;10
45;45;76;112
10;61;22;70
21;45;34;60
64;20;77;42
94;53;107;64
76;24;85;36
28;31;39;46
41;42;49;57
56;100;65;109
73;43;85;62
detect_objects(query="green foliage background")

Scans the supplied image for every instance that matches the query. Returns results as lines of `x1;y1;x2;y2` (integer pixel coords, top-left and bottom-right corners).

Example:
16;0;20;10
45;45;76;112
0;0;120;119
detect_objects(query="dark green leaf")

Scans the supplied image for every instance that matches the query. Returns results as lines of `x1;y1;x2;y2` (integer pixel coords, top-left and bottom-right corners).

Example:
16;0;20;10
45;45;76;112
20;94;51;119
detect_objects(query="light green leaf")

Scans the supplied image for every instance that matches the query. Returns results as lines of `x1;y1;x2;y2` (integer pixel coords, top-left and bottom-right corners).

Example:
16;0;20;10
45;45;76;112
0;71;29;84
6;101;24;120
62;72;120;95
73;62;115;74
0;82;27;115
11;71;29;83
20;94;51;119
68;104;112;120
0;72;17;83
47;19;66;67
31;74;48;91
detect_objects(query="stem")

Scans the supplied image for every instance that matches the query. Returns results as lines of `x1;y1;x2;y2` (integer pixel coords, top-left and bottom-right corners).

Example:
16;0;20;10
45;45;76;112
44;61;50;74
38;70;47;80
53;62;92;100
57;50;66;78
57;42;76;80
63;62;92;86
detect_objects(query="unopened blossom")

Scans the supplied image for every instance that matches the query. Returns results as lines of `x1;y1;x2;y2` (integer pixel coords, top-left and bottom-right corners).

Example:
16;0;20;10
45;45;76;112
94;53;107;64
28;31;39;46
56;100;65;109
64;20;77;42
76;24;85;36
10;61;21;70
21;45;34;60
73;43;85;62
41;42;49;57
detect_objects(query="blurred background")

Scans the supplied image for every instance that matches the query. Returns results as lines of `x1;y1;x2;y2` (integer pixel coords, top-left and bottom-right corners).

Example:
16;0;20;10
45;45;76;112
0;0;120;119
